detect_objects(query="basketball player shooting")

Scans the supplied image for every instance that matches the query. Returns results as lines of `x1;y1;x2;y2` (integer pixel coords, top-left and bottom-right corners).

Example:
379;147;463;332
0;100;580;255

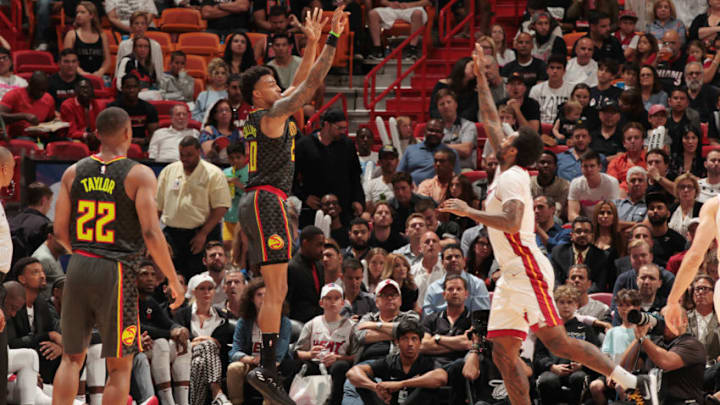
437;45;657;405
51;107;184;405
237;7;347;404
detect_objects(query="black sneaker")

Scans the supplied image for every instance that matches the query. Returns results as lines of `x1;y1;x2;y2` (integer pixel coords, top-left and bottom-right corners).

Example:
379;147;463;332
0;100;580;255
246;367;295;405
367;49;385;63
403;46;417;62
625;372;659;405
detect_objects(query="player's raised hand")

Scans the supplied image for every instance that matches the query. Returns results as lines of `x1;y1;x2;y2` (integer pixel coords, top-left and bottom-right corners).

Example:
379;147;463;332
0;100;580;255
330;4;348;35
299;7;327;45
438;198;471;217
473;43;488;84
169;278;186;310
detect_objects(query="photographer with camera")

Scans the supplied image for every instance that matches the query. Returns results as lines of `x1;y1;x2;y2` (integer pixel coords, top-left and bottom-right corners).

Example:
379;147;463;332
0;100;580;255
619;307;706;405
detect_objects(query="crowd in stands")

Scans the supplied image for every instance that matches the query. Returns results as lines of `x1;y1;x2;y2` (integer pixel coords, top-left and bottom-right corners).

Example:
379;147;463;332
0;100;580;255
7;0;720;403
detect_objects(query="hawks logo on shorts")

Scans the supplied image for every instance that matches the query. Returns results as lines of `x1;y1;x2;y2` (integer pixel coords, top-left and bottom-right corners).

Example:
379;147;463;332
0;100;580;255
122;325;137;346
268;234;285;250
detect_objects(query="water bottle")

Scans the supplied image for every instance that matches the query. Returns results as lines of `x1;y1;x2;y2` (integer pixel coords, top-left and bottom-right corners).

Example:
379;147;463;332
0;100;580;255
398;388;408;404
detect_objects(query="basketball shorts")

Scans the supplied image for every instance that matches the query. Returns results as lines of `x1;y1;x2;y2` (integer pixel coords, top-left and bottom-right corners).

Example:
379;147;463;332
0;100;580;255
487;255;562;341
61;252;142;358
238;188;293;266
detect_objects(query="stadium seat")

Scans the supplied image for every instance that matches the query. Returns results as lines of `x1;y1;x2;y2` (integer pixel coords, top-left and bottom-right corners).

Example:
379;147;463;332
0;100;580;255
105;29;121;54
127;143;146;160
158;118;202;130
185;55;208;80
149;100;187;119
702;145;720;158
317;11;354;86
702;122;709;145
564;32;585;54
8;139;40;156
13;50;58;73
82;75;113;98
589;292;612;307
158;8;206;33
541;122;553;135
46;141;90;159
548;145;569;154
177;33;221;61
475;122;487;139
193;77;205;100
144;31;174;54
413;122;426;139
461;170;487;183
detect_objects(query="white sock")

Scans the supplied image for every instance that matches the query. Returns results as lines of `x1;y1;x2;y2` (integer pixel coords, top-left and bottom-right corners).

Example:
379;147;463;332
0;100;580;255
89;393;103;405
157;388;175;405
74;394;86;403
610;365;637;389
173;386;189;405
140;398;156;405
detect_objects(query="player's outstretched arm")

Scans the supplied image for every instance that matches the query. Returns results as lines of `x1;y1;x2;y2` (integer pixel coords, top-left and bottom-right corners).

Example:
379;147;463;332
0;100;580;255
473;44;504;154
284;8;327;95
53;164;77;253
265;6;347;123
665;197;718;333
131;165;185;310
439;198;523;234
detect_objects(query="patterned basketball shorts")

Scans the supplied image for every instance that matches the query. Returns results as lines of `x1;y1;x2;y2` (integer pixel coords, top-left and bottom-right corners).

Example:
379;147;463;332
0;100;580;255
62;252;142;358
238;189;293;266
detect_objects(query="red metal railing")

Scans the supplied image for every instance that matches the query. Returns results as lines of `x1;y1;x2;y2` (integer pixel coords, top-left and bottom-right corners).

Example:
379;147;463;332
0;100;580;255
304;93;348;134
438;0;475;45
363;26;428;121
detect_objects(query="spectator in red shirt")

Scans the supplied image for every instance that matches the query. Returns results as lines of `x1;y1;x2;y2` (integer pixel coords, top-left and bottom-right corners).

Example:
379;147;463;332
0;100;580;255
666;217;700;274
0;72;55;141
607;122;647;191
59;79;101;145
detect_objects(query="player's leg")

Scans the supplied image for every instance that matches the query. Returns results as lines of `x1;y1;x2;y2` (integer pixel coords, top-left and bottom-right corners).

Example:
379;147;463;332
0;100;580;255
491;336;530;405
103;355;134;405
52;350;87;404
257;262;288;371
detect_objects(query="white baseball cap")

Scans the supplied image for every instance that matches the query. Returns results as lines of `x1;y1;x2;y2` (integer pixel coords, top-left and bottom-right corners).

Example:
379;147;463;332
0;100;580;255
186;274;216;298
375;279;401;296
321;283;344;299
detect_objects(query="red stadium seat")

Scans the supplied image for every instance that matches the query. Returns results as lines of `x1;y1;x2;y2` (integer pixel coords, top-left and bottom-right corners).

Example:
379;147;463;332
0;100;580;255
548;145;569;154
144;31;174;54
158;8;206;33
702;145;720;158
8;139;39;156
157;119;202;130
541;122;553;135
589;292;612;307
177;33;221;60
149;100;187;119
461;170;487;183
82;74;113;99
127;144;146;160
13;50;58;73
46;141;90;159
702;122;709;145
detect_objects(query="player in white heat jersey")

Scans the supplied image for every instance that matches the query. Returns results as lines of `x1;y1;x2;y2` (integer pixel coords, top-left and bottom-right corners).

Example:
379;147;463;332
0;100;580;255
438;46;657;405
665;196;720;334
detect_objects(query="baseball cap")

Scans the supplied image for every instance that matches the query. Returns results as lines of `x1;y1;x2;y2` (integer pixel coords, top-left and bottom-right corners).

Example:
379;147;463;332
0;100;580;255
619;10;638;20
648;104;667;116
599;99;620;112
530;10;551;24
379;144;399;159
507;71;524;83
321;283;344;299
646;192;670;207
186;274;216;298
375;279;401;296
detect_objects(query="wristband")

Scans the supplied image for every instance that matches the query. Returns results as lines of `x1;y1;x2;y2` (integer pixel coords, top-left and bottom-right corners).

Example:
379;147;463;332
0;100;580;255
326;35;338;47
329;30;340;38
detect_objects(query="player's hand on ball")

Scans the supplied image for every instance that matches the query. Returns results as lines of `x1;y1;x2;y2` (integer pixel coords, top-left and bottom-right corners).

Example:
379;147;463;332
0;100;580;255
169;278;186;310
438;198;470;217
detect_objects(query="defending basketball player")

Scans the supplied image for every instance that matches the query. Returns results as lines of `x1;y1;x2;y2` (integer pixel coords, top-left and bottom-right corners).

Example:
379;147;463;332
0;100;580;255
51;107;184;405
237;7;347;404
438;45;657;405
665;198;720;333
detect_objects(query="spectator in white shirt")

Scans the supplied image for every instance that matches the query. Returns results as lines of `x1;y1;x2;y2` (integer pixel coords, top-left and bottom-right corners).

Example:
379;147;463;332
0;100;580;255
564;37;598;87
148;104;199;162
0;48;27;100
530;54;574;124
115;12;163;75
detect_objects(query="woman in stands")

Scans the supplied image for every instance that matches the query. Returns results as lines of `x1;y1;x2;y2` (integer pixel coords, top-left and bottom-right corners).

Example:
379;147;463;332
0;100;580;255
669;173;703;235
555;83;599;130
193;58;228;122
429;56;477;121
441;174;479;233
639;65;668;111
466;229;495;290
200;99;241;163
365;248;387;296
227;278;293;405
670;124;706;178
382;254;419;312
116;36;159;99
63;1;110;77
634;34;658;67
646;0;685;45
687;0;720;43
592;200;625;259
490;24;514;67
223;32;257;75
174;275;235;405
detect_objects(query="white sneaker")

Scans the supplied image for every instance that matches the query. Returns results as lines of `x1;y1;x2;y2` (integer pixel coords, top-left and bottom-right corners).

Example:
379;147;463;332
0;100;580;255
211;392;232;405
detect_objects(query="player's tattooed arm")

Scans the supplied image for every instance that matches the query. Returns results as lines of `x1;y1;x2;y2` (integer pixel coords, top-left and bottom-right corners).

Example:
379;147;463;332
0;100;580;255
266;6;347;119
472;43;504;155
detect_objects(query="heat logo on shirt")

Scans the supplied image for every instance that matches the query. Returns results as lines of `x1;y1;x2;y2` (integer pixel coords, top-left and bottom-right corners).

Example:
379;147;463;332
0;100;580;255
312;339;346;354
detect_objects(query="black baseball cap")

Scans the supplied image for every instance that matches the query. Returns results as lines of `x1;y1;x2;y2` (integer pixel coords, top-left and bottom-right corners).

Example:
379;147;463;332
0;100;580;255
379;144;399;159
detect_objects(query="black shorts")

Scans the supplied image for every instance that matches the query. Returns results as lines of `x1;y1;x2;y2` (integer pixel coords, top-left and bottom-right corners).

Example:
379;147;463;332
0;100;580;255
238;188;293;266
61;252;142;358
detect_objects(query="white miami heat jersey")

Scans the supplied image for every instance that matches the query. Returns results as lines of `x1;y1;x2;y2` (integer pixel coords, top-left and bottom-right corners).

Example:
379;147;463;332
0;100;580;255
295;316;357;356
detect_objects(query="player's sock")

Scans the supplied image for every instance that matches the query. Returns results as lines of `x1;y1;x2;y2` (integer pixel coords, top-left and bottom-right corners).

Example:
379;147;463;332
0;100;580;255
260;333;279;374
89;393;102;405
610;365;637;389
157;388;175;405
173;385;189;405
75;394;87;404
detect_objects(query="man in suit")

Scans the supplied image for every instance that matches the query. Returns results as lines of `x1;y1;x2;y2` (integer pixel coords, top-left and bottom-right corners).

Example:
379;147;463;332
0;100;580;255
551;216;610;292
286;226;325;323
686;274;720;393
6;257;62;383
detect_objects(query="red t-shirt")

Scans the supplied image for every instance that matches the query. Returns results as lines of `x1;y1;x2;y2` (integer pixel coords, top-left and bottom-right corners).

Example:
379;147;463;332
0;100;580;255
60;98;102;139
0;88;55;139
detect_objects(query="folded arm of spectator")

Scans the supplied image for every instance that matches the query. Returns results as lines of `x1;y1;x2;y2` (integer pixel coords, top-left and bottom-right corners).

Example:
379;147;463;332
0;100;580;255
420;332;471;354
